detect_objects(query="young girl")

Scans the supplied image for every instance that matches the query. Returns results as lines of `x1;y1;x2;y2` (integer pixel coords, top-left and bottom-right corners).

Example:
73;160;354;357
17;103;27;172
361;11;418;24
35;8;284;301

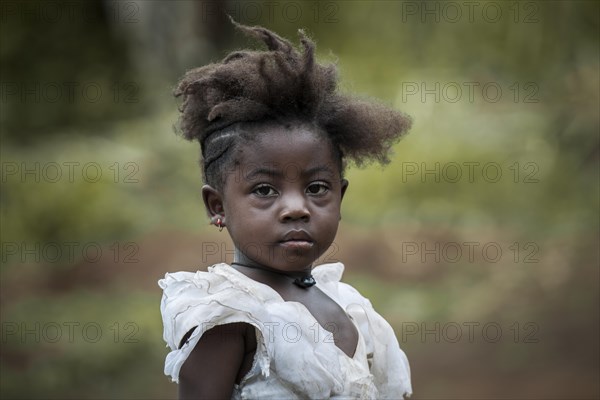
159;20;413;399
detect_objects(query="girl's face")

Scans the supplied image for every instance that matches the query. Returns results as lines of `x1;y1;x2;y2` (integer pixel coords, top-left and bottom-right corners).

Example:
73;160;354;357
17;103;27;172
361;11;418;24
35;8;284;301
203;124;348;272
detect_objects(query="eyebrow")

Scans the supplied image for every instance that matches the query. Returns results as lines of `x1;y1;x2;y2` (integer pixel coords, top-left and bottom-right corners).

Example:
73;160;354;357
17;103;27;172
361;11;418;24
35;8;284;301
245;165;337;181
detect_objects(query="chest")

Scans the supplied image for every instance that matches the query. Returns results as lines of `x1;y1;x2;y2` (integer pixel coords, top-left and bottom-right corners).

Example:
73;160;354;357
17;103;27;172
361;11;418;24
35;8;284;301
275;285;359;358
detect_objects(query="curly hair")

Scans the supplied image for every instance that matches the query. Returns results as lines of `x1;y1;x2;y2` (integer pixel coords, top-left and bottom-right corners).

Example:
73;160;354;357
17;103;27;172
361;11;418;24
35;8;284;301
174;18;412;190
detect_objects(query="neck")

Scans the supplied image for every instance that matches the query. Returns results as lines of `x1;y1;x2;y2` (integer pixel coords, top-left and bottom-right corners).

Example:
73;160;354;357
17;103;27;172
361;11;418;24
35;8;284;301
231;261;316;288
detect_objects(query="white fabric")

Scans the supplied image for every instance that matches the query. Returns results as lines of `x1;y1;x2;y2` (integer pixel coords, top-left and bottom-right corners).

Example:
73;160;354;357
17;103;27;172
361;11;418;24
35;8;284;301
159;262;412;399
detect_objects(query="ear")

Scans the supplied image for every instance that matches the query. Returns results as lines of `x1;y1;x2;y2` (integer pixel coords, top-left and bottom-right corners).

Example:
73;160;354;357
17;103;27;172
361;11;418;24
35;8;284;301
340;179;349;202
338;179;349;221
201;185;226;225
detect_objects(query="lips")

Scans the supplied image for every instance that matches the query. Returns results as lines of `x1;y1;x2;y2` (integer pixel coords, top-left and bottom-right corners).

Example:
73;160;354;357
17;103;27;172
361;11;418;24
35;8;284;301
279;230;314;250
281;230;313;242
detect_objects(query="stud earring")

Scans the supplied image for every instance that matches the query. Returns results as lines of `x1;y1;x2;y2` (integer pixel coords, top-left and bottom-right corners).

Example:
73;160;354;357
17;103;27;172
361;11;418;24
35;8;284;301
216;217;224;232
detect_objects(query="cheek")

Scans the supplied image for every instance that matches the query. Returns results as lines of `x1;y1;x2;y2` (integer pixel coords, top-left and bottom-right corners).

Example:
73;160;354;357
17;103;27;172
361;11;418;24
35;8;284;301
318;197;342;217
225;205;269;239
316;205;342;235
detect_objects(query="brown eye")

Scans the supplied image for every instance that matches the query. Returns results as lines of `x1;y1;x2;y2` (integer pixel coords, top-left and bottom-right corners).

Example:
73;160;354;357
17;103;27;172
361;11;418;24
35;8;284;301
253;185;277;197
306;182;329;195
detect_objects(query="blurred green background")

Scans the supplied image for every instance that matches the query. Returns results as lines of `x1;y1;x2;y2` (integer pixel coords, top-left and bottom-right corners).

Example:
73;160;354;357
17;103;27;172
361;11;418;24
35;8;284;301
1;0;598;399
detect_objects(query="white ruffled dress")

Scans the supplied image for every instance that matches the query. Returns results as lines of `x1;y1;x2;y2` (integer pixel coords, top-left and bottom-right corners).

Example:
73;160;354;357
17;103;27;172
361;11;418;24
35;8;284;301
159;262;412;399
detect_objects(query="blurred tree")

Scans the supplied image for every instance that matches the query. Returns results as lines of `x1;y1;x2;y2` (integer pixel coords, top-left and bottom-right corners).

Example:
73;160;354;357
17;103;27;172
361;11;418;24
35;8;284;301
1;0;142;143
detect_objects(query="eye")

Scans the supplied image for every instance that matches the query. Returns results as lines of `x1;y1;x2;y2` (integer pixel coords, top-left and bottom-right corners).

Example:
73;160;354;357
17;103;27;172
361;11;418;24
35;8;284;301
306;182;329;195
252;184;278;197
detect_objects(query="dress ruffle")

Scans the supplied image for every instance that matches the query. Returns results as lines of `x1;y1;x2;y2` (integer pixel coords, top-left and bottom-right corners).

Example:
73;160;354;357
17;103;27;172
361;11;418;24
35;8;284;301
159;268;272;383
158;262;412;398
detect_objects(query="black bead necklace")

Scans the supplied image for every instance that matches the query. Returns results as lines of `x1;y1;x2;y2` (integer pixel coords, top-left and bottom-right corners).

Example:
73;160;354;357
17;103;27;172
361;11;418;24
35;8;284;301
231;262;316;288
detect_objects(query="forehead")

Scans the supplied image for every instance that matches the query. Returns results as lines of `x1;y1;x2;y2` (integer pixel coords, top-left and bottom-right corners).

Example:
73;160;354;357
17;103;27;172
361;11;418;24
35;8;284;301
233;124;341;179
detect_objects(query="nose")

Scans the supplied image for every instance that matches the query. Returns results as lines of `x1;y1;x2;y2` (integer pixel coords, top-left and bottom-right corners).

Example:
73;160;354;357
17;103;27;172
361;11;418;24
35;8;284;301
279;192;310;223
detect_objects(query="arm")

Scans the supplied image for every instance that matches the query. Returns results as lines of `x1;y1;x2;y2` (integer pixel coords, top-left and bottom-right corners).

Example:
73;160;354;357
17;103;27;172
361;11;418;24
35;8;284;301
178;322;249;400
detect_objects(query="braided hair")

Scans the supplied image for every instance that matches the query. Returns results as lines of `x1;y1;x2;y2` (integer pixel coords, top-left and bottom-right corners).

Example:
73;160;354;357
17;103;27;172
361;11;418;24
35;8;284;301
174;19;412;190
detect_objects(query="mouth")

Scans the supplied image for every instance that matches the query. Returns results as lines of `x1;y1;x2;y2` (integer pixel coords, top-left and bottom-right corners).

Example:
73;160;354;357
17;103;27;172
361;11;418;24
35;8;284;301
279;230;314;250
